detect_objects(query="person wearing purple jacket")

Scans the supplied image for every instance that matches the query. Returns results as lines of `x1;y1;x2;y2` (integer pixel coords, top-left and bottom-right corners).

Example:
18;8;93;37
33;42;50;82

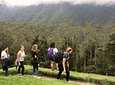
48;42;59;71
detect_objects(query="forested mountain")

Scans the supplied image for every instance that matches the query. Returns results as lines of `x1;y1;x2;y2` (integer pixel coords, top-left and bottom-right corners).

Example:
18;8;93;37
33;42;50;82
0;3;115;26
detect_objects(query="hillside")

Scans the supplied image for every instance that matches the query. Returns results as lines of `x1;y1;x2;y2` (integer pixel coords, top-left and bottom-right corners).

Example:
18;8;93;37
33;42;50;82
0;65;115;85
0;3;115;26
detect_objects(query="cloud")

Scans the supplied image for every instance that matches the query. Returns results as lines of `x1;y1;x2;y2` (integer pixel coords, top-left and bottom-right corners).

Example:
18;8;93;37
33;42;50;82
1;0;115;6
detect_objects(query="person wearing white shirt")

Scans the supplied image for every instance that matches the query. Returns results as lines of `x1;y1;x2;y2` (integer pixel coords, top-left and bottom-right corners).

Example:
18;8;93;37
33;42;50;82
48;42;59;71
17;45;26;75
1;46;9;76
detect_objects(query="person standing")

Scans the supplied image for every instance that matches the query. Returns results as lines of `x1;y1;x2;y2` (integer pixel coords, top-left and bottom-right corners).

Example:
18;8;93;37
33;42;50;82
17;45;26;75
15;57;18;70
57;47;72;82
48;42;59;71
1;46;9;76
31;44;40;78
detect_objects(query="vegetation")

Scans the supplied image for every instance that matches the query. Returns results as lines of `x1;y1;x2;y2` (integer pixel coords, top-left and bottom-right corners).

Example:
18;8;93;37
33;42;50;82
0;65;115;85
1;3;115;26
0;18;115;76
0;75;79;85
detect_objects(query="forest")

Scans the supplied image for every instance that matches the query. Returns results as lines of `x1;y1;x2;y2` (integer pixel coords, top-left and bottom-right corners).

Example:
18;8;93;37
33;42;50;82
1;3;115;26
0;19;115;76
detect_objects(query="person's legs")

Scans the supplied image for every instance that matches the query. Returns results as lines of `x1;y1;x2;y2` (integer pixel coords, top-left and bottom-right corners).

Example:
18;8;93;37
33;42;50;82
4;58;8;76
32;65;35;76
35;67;41;78
56;63;59;71
21;62;24;75
36;67;38;76
7;66;8;76
15;65;17;70
5;66;8;76
50;60;54;71
18;62;24;75
18;65;21;75
66;68;70;82
57;62;63;79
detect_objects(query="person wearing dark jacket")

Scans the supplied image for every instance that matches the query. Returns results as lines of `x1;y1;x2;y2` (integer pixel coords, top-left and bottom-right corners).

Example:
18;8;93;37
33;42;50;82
31;44;41;78
1;46;10;76
57;47;72;82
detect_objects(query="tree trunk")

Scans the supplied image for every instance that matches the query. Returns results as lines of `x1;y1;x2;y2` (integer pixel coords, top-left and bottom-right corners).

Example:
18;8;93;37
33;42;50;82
75;45;78;72
90;44;92;60
84;57;86;73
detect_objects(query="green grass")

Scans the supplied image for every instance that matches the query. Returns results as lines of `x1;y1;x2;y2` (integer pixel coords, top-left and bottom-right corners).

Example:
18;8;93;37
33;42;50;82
0;75;79;85
0;65;115;85
24;65;115;84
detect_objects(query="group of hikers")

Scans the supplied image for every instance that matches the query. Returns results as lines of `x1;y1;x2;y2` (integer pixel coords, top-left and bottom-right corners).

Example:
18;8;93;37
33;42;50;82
1;42;72;82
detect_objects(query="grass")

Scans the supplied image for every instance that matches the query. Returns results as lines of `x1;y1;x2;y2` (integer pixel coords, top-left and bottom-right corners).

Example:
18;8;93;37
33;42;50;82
0;75;79;85
0;65;115;85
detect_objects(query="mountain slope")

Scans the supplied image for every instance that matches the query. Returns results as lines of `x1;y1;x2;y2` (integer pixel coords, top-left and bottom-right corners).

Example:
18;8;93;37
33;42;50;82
0;3;115;26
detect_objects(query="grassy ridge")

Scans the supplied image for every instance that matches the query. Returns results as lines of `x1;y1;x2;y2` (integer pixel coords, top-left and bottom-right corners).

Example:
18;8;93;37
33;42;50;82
0;65;115;85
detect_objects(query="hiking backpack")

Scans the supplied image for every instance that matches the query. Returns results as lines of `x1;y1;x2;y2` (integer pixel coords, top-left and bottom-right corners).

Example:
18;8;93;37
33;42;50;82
54;50;64;63
31;57;34;65
15;59;18;66
47;48;54;59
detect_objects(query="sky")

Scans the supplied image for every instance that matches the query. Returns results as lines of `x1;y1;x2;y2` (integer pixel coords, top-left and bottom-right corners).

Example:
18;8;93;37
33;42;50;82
0;0;115;6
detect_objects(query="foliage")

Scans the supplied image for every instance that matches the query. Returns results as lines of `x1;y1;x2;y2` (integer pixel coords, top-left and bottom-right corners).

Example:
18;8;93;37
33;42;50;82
0;65;115;85
1;3;115;26
0;17;115;76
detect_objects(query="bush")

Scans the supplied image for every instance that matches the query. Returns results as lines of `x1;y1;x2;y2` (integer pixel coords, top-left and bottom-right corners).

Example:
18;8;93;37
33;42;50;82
39;60;50;68
86;65;96;73
24;53;31;65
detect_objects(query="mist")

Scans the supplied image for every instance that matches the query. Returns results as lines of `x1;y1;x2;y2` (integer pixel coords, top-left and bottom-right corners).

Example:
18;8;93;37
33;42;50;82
0;0;115;6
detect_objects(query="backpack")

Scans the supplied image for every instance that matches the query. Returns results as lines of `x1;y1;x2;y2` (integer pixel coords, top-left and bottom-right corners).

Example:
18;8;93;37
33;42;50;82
15;59;18;66
54;50;64;63
31;57;34;65
47;48;54;59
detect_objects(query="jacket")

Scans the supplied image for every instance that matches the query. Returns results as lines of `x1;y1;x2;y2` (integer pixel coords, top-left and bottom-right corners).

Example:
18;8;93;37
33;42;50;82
2;58;10;71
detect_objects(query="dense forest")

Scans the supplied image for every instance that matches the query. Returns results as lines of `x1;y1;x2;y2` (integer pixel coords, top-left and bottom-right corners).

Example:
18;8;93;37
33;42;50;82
1;3;115;76
1;3;115;26
0;19;115;76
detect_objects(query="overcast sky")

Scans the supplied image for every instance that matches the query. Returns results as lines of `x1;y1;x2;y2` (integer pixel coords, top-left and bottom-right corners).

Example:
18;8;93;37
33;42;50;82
0;0;115;6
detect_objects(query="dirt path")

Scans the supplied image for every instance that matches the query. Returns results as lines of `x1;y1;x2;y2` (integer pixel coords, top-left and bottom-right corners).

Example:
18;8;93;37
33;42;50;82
11;74;100;85
40;76;99;85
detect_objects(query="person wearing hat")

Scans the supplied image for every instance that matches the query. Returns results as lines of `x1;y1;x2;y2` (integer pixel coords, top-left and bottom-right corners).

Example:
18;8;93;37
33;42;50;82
17;45;26;75
57;47;72;82
1;46;9;76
